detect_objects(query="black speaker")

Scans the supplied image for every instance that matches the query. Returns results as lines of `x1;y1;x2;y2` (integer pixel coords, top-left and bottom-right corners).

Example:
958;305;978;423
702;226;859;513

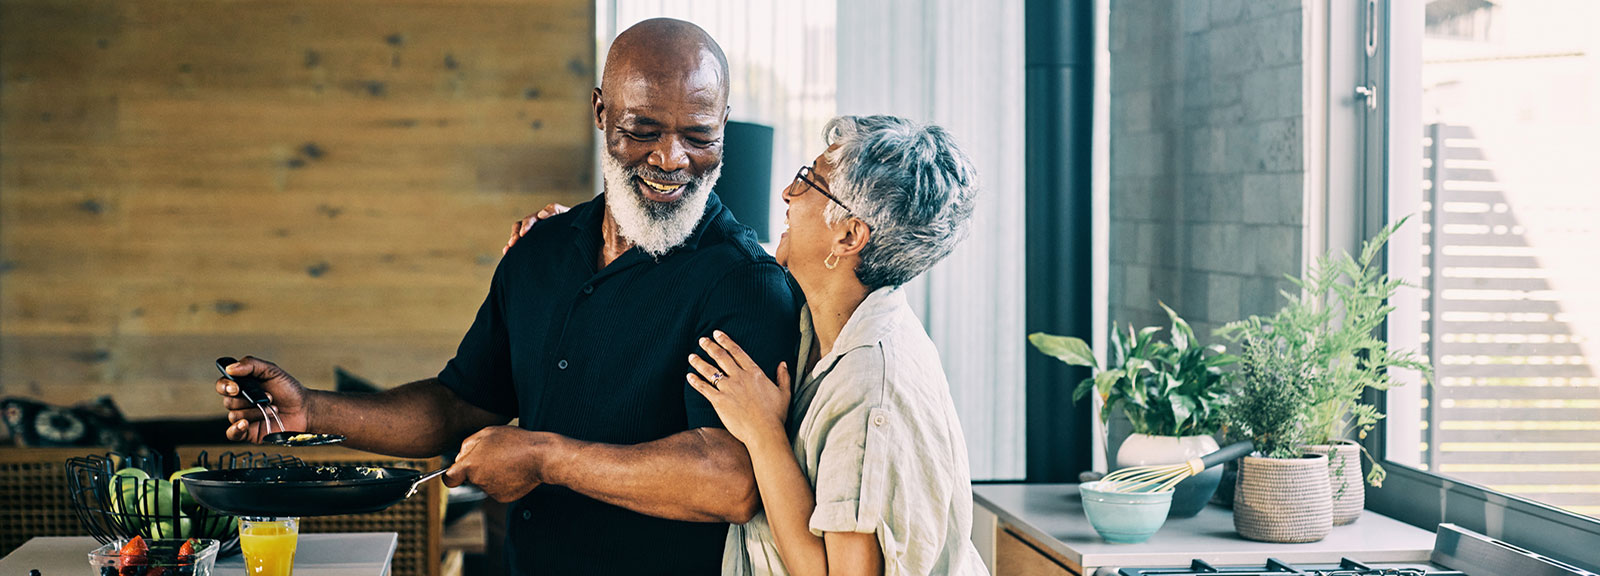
715;121;775;242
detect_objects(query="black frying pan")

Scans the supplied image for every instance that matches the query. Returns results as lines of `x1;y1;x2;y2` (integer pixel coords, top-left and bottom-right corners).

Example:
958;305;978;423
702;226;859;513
180;465;447;517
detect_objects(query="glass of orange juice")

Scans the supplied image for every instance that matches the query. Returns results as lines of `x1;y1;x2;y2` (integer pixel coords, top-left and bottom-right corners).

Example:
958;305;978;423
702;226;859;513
239;516;299;576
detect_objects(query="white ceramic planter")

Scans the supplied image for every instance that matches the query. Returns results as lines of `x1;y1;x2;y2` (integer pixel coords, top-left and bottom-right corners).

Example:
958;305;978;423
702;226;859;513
1116;433;1222;518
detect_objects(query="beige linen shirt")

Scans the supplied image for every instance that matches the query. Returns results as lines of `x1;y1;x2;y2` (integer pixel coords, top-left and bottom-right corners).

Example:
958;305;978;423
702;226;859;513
723;287;989;576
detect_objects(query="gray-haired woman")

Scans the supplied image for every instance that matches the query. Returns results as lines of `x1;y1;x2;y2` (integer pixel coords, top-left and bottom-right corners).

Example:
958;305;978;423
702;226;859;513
689;115;988;576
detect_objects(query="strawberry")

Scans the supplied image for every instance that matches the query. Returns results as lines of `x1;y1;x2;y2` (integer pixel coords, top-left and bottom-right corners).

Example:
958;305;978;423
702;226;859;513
119;535;148;558
118;536;148;576
177;538;195;558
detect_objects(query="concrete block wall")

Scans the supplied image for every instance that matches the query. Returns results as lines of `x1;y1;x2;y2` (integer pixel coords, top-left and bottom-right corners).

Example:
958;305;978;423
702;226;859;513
1109;0;1305;343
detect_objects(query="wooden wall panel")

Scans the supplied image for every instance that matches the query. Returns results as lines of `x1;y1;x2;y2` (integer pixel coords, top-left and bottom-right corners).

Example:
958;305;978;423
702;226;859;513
0;0;595;418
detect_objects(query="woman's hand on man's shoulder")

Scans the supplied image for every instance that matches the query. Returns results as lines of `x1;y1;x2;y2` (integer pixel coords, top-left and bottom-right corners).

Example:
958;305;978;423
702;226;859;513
504;202;570;254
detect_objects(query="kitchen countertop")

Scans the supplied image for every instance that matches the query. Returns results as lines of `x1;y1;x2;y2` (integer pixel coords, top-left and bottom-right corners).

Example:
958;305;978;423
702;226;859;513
0;533;398;576
975;483;1437;574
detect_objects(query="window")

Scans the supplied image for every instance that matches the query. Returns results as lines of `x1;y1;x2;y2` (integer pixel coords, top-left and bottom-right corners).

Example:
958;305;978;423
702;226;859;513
1382;0;1600;521
1331;1;1600;565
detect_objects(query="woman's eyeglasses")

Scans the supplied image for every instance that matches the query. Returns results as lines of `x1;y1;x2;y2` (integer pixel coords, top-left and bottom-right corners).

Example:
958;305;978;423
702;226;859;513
795;165;853;214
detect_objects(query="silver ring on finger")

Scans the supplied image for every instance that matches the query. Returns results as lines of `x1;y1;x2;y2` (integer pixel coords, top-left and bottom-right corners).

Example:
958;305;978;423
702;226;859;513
710;372;726;384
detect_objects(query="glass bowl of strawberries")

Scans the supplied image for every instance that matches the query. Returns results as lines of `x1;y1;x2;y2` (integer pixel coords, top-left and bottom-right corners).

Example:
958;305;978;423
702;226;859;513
87;536;219;576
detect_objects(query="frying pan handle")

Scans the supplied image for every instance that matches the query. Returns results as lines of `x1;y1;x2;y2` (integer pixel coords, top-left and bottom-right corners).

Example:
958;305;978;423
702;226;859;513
1199;441;1255;469
406;467;451;499
217;356;272;406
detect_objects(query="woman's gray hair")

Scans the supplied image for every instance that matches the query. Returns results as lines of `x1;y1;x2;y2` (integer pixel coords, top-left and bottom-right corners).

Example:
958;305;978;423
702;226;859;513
822;115;978;289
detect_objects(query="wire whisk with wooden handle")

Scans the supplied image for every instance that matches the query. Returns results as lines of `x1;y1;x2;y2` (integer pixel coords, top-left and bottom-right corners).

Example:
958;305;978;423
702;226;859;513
1100;441;1256;494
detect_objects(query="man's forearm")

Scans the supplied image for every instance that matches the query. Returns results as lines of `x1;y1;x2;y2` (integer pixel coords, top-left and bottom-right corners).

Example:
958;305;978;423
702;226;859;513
307;379;507;458
542;427;759;523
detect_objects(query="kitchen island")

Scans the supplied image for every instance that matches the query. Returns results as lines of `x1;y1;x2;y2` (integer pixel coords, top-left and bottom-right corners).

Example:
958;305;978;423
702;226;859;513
0;533;398;576
974;483;1437;575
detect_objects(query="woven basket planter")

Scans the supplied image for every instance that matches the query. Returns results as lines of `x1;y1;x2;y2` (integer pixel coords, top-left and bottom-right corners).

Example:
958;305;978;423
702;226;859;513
1304;440;1364;525
1233;453;1333;543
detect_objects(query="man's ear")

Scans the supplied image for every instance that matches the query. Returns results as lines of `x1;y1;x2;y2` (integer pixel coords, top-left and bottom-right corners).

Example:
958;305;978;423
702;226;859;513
592;88;606;131
833;218;871;259
717;105;732;142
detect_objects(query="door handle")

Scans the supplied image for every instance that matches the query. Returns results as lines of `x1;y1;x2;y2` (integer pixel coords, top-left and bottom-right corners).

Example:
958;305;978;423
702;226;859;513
1355;85;1378;111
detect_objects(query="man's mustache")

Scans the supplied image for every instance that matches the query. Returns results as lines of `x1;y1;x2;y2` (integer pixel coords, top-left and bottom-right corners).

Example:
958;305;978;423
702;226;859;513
623;163;704;187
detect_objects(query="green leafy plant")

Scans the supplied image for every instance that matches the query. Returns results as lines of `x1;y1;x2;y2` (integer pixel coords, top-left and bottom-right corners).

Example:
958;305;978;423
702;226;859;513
1217;217;1432;485
1030;303;1236;437
1221;335;1316;459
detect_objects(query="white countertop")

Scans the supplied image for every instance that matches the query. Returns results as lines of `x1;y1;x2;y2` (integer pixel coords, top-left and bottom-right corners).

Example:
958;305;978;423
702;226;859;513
0;533;398;576
975;483;1437;573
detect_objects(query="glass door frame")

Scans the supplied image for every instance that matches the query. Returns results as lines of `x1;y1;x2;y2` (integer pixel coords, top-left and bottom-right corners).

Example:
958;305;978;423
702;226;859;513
1337;0;1600;568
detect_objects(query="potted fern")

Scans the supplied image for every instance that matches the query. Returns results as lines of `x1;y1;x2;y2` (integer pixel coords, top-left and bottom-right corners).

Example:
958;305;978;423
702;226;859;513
1218;217;1432;525
1030;303;1235;517
1222;334;1332;543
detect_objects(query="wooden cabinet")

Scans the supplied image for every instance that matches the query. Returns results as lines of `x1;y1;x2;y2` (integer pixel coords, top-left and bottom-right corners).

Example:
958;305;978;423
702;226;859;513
996;527;1080;576
977;498;1080;576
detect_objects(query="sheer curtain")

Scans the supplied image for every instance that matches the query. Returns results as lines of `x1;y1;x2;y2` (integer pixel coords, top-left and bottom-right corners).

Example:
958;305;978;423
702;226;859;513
832;0;1030;480
837;0;1027;480
601;0;1026;480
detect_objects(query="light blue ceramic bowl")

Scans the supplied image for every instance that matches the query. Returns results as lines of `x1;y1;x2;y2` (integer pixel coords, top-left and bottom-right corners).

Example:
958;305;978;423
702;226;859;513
1079;480;1174;543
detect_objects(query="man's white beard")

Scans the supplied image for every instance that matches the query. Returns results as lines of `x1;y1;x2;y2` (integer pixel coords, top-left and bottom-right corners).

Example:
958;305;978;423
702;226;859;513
600;151;721;257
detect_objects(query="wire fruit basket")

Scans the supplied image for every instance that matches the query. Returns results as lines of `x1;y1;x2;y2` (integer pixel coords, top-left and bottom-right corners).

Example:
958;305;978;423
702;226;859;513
67;450;302;556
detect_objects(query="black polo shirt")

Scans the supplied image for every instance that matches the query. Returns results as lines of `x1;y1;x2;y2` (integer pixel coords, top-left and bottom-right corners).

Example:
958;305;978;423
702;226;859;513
438;192;800;576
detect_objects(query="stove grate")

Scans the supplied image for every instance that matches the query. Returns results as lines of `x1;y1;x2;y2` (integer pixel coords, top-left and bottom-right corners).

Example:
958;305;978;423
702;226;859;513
1117;557;1469;576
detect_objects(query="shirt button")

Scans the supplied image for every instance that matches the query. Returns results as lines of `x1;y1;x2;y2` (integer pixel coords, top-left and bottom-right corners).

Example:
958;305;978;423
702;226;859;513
873;414;887;427
521;510;532;521
557;359;569;370
581;285;594;295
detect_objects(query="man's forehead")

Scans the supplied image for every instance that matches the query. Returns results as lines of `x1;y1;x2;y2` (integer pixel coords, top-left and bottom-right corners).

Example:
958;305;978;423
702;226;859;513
616;106;723;126
604;46;726;99
609;62;724;97
609;85;726;130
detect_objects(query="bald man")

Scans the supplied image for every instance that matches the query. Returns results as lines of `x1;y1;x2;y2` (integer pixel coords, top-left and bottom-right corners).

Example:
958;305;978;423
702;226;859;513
215;19;800;575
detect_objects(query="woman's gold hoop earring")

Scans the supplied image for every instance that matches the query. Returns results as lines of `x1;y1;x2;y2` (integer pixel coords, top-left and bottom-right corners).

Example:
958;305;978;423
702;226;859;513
823;252;841;270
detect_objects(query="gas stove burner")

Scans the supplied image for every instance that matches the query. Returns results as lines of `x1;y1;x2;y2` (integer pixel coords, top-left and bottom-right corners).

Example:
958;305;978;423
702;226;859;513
1304;566;1431;576
1118;557;1468;576
1116;524;1593;576
1300;559;1454;576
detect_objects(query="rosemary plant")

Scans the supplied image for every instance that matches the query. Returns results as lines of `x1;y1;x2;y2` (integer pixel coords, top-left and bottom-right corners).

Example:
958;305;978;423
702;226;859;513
1222;335;1316;459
